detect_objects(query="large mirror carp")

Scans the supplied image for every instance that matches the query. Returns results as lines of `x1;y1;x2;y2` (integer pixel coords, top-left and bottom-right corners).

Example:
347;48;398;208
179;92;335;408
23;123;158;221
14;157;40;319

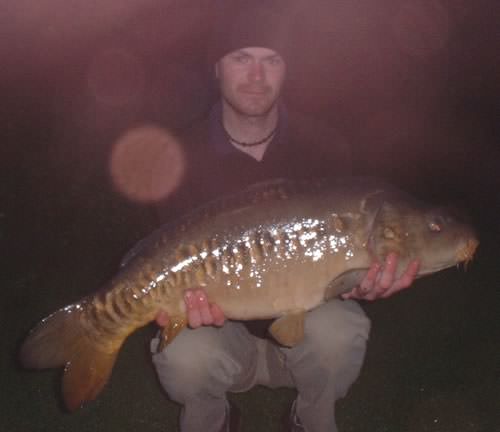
20;178;478;411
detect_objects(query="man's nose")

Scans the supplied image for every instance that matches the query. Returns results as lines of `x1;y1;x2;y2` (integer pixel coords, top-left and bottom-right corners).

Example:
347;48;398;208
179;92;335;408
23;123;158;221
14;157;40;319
248;61;265;82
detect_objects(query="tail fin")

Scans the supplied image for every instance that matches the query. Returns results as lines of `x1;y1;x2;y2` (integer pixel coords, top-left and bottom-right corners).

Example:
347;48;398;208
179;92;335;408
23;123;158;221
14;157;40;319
20;303;120;411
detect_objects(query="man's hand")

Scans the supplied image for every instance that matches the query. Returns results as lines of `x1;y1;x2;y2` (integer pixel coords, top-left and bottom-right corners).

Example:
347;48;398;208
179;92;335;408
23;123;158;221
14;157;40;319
155;288;226;328
342;252;420;301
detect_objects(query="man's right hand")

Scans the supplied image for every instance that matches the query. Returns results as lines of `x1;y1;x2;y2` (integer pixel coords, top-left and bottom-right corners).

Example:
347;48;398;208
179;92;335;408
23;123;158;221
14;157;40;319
155;288;226;329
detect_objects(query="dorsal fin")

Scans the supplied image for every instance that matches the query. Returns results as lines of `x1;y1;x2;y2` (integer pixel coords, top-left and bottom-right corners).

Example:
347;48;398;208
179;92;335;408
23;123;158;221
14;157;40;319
120;178;327;267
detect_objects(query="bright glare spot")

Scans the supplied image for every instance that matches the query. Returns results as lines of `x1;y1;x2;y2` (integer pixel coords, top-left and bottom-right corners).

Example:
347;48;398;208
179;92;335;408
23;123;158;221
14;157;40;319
391;0;450;58
87;48;145;107
110;125;185;203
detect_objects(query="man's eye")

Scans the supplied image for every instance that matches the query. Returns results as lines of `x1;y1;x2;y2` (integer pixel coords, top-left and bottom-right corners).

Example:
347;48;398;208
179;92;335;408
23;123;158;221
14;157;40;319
233;55;250;64
267;57;282;65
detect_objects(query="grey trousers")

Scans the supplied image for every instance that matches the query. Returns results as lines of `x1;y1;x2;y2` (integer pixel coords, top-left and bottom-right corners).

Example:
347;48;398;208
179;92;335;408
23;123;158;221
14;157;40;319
151;299;371;432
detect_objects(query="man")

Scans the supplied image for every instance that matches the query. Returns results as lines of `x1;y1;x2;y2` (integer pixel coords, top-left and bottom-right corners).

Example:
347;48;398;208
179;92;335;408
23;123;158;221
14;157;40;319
150;2;419;431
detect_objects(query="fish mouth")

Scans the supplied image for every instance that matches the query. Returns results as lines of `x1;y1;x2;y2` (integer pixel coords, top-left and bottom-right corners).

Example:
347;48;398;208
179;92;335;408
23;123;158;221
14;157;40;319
456;237;479;269
417;237;480;276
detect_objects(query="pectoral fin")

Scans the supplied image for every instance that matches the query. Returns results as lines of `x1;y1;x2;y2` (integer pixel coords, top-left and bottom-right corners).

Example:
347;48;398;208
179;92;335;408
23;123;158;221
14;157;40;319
325;270;367;300
157;316;187;352
269;310;306;347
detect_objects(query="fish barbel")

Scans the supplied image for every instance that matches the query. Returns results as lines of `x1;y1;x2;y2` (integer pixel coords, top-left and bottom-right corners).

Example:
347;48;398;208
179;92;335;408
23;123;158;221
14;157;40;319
19;178;478;411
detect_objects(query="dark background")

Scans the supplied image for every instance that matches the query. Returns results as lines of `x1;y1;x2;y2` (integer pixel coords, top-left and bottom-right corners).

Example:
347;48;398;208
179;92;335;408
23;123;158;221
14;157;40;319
1;1;499;431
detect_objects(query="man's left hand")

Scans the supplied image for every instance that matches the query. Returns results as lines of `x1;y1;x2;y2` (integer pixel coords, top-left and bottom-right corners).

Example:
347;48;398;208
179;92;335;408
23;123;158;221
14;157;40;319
341;252;420;301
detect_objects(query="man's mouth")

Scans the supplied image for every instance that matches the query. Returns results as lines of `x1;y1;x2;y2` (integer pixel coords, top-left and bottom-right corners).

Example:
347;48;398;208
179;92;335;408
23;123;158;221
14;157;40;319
243;91;267;96
240;86;269;95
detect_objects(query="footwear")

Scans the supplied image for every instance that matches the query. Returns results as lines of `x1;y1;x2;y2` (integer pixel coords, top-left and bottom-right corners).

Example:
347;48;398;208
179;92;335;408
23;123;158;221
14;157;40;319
282;399;305;432
221;400;241;432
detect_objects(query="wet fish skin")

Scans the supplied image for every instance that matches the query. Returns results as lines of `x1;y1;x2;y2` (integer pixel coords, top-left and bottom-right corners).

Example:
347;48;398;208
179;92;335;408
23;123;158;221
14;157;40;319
19;178;478;411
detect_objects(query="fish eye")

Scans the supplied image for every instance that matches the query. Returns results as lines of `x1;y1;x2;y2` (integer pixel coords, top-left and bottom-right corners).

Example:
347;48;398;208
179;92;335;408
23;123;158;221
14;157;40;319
427;212;450;233
429;221;442;232
428;219;442;232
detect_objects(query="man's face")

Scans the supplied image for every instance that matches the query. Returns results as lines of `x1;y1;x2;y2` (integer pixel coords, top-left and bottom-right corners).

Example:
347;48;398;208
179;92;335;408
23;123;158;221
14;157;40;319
215;47;286;117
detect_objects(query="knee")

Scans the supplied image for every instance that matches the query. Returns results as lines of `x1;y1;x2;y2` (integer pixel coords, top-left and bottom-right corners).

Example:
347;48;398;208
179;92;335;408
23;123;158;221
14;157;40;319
151;324;252;402
151;327;222;399
307;299;370;350
285;300;371;393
